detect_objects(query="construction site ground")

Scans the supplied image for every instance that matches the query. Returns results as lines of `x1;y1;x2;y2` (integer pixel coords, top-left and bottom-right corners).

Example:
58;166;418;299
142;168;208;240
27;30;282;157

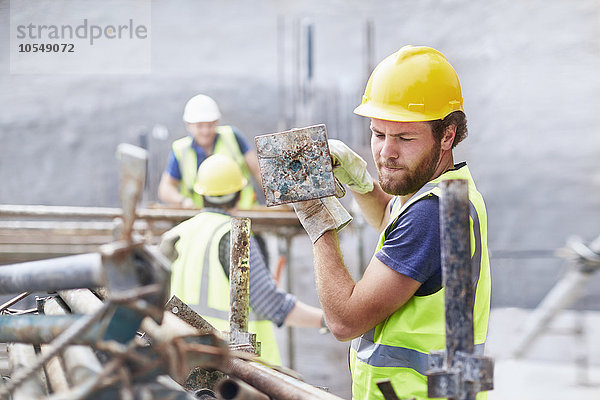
486;308;600;399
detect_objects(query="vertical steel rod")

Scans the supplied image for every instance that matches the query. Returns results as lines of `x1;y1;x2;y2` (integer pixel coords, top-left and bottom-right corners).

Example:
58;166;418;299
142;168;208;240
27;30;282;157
229;217;251;336
116;143;148;241
284;234;296;370
439;179;475;400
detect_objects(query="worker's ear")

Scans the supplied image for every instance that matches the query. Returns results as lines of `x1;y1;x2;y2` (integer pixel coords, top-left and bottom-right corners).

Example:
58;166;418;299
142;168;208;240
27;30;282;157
440;124;457;151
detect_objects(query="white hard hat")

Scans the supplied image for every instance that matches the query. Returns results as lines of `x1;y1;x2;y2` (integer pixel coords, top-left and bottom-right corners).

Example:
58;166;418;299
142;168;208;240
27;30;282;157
182;94;222;123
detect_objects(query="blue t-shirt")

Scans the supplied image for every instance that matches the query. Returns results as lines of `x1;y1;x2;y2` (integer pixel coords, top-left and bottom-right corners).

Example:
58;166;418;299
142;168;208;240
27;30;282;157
165;126;250;180
375;195;442;296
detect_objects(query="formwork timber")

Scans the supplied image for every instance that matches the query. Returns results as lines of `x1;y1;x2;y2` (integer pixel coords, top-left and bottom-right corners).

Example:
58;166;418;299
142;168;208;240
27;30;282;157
0;204;303;264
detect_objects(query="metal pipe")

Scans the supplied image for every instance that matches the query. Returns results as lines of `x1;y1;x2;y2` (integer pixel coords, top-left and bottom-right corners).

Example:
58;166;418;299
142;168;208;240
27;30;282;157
58;288;103;314
44;297;104;386
0;292;31;313
41;344;70;394
226;358;343;400
439;180;474;363
8;343;47;399
0;204;301;226
0;253;105;295
0;314;102;344
439;180;476;400
116;143;148;241
283;233;295;370
216;377;270;400
229;218;251;336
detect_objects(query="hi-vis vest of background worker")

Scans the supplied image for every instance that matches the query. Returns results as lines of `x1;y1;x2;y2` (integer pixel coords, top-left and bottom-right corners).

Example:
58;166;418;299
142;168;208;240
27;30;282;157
169;211;281;365
172;126;256;209
349;164;491;400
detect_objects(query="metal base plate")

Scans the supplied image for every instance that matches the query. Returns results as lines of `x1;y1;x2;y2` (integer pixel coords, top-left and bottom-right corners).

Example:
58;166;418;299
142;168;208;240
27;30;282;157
255;124;336;206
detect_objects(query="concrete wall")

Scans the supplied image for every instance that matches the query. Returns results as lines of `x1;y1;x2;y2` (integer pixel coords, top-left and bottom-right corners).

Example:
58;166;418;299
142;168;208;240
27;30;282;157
2;1;600;395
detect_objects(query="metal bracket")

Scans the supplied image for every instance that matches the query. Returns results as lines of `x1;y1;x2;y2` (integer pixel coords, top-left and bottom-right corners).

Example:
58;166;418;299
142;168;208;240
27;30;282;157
427;351;494;398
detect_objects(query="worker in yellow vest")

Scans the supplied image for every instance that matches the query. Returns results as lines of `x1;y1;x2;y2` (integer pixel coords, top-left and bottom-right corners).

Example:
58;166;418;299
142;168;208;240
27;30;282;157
164;154;325;365
292;46;491;399
158;94;262;209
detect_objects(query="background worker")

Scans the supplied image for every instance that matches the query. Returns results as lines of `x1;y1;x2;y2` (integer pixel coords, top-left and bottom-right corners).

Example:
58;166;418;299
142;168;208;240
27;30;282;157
158;94;262;209
292;45;491;399
163;154;324;365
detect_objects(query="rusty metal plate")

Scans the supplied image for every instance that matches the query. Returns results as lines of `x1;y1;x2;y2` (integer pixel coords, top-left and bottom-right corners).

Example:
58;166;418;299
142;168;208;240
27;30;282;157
255;124;335;207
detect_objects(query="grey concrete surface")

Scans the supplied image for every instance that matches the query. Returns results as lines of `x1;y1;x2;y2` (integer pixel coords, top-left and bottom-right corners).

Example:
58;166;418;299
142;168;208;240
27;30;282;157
487;308;600;399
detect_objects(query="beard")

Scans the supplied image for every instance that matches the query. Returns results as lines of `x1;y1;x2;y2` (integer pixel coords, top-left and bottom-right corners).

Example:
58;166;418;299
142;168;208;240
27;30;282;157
377;142;441;196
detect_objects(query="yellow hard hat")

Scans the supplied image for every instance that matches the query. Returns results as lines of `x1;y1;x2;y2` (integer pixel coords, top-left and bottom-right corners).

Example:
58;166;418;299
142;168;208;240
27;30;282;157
194;154;247;196
354;45;463;122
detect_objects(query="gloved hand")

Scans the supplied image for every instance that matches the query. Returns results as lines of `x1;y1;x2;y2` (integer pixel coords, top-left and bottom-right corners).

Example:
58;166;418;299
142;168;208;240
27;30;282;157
159;230;180;263
292;196;353;243
328;139;374;194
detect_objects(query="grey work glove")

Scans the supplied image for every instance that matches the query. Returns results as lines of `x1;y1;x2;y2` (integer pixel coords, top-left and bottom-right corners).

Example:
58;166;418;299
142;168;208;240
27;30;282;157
328;139;374;194
159;230;180;263
292;196;353;243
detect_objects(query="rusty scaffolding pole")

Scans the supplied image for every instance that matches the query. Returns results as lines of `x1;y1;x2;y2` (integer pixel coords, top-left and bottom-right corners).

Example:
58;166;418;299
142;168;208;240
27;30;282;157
426;180;494;400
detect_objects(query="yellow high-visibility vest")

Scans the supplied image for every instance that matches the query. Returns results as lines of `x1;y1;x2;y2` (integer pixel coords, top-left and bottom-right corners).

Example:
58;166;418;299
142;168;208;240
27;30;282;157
169;211;281;364
349;164;491;400
172;126;256;209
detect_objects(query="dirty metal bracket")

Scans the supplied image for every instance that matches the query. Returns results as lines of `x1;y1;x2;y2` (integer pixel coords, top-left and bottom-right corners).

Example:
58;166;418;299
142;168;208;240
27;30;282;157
255;124;336;206
166;295;218;335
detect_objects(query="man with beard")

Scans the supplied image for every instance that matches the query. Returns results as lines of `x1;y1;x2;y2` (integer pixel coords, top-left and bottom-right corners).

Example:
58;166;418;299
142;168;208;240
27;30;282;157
292;45;491;399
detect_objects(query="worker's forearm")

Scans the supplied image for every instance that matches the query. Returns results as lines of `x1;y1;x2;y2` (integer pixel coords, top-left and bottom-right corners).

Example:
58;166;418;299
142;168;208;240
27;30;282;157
244;151;263;187
158;174;186;205
283;301;323;328
159;188;184;205
350;180;392;232
312;231;360;340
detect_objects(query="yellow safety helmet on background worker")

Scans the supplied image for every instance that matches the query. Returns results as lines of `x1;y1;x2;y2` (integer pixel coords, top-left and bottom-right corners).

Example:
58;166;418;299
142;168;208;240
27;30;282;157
354;45;464;122
194;153;247;197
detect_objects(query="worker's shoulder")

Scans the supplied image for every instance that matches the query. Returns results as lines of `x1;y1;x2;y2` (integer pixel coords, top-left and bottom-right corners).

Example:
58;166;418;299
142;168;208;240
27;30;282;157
391;195;440;231
172;135;193;148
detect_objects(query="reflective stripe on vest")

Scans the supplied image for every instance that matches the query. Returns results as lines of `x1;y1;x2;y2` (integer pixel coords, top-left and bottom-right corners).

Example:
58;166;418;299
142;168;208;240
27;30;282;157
349;164;491;400
351;335;485;375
